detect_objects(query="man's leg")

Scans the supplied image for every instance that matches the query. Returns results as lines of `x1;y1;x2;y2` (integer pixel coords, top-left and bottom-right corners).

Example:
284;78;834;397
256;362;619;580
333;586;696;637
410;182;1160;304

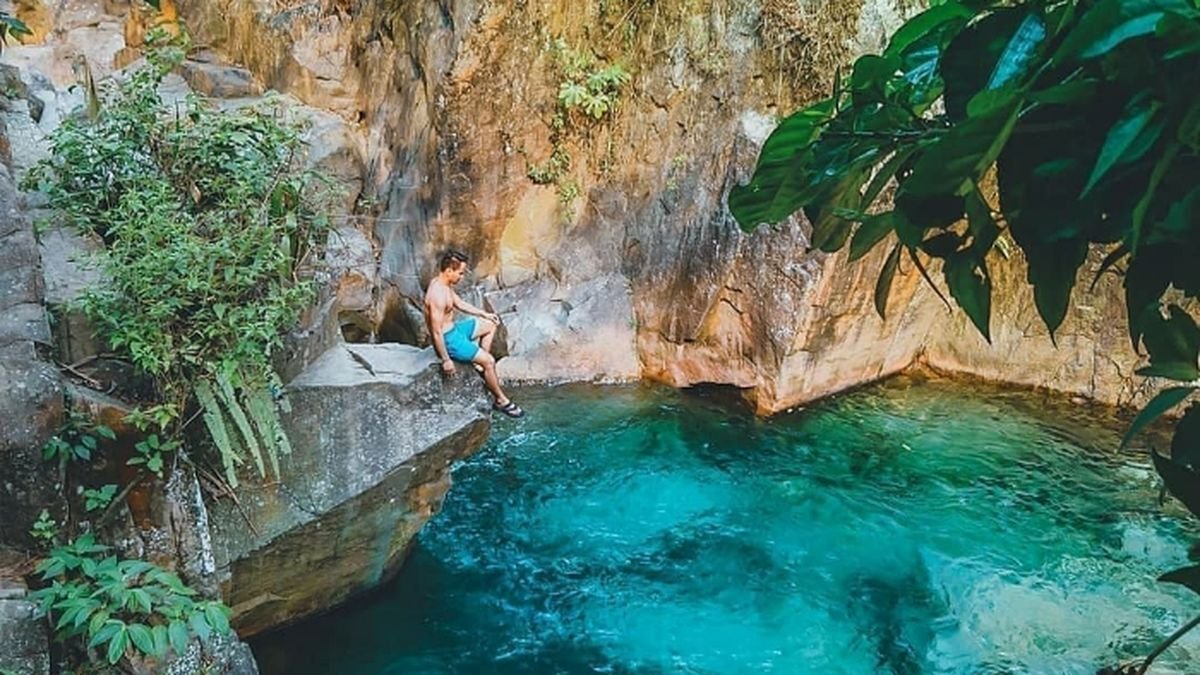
471;350;509;405
471;318;497;354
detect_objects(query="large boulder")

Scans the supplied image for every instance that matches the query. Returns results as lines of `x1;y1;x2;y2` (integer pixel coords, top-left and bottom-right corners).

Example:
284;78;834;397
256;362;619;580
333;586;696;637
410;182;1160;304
204;343;490;636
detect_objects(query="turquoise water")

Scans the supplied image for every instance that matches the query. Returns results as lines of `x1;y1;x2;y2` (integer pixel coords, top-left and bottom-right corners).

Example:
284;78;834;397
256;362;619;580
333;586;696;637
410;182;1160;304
252;378;1200;674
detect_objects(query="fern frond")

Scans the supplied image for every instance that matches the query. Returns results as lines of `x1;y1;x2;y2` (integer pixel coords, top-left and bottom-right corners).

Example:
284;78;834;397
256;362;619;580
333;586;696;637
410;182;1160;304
246;388;290;478
195;379;242;488
216;372;264;477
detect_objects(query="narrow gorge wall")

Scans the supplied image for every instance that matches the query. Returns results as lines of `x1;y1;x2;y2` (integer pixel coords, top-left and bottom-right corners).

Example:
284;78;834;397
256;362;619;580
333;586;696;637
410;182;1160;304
173;0;1150;413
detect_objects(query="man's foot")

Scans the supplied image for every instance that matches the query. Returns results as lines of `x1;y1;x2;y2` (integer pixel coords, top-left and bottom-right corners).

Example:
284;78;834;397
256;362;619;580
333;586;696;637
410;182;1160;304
493;400;525;418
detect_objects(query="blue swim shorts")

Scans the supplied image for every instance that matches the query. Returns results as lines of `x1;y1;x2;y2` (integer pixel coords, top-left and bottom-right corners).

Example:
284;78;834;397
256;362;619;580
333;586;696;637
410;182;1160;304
443;317;479;362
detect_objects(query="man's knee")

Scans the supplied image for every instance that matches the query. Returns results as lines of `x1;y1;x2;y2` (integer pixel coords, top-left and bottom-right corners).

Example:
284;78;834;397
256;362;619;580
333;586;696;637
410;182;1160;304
476;318;496;336
474;351;495;367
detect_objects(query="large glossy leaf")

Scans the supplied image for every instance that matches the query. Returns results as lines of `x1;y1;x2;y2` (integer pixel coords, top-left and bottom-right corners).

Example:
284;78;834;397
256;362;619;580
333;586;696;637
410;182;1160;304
851;55;900;105
884;2;974;59
807;167;874;252
944;252;993;340
729;100;834;231
875;243;903;319
1082;92;1164;196
965;189;999;254
106;624;128;665
1025;238;1088;339
1160;564;1200;596
1172;404;1200;467
1152;448;1200;518
1123;386;1194;446
1125;246;1173;346
850;213;896;261
905;90;1022;196
1138;304;1200;381
1054;0;1197;62
942;9;1046;120
1158;11;1200;58
988;11;1048;89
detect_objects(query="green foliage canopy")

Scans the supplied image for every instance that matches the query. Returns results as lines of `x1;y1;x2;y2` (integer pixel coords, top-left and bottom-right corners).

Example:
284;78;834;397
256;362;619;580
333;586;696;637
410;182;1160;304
24;47;329;487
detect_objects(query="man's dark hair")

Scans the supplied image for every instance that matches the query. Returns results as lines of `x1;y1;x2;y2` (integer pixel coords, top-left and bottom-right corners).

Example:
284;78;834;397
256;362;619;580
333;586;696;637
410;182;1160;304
439;249;469;271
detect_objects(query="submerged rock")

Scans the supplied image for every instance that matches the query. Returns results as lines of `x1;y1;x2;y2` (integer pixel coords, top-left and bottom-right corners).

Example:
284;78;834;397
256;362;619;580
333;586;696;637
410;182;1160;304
204;343;490;636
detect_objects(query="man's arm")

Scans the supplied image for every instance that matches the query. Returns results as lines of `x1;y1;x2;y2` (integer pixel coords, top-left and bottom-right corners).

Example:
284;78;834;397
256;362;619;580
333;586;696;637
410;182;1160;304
452;292;499;323
425;294;456;374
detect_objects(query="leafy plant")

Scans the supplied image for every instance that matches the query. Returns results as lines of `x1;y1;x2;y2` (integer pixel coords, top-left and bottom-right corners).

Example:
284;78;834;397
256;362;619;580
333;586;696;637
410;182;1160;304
0;11;31;53
23;45;330;488
526;39;631;198
30;533;231;666
42;409;116;469
30;509;59;547
730;0;1200;670
82;485;118;513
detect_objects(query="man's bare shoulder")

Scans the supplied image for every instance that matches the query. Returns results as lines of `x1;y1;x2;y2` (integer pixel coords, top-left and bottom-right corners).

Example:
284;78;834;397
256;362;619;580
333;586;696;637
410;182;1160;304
425;279;453;307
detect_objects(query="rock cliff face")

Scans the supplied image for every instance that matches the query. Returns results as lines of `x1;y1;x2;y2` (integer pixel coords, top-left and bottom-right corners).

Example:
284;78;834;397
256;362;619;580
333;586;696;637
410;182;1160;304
172;0;1151;413
207;344;490;636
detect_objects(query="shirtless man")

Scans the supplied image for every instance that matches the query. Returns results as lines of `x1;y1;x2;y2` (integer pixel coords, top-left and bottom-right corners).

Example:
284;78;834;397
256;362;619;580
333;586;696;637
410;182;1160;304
424;249;524;418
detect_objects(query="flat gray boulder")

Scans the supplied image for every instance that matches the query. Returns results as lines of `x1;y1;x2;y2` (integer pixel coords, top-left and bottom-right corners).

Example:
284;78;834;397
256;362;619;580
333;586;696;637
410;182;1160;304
204;343;491;635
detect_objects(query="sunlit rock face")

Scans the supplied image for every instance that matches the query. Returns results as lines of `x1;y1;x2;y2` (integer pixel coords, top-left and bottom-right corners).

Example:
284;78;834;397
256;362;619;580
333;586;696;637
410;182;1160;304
169;0;1150;413
204;344;490;636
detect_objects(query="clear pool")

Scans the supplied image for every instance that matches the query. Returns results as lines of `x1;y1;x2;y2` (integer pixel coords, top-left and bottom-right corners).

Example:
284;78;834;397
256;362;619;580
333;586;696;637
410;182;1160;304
252;378;1200;674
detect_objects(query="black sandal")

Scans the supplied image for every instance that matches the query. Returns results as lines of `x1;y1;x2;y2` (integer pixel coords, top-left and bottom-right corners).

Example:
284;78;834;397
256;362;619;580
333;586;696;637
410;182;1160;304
493;400;525;418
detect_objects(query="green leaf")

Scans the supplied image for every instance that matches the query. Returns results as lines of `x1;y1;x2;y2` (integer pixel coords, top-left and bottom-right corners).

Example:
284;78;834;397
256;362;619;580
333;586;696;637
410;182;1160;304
945;252;993;341
905;90;1022;196
807;167;873;252
1029;79;1100;105
204;603;231;634
168;619;189;655
859;147;918;216
964;189;999;255
941;9;1046;120
1140;305;1200;382
1159;565;1200;595
1158;11;1200;58
729;100;835;230
1171;404;1200;467
106;624;128;665
1025;238;1087;339
874;243;903;319
850;54;900;105
151;624;169;658
1124;387;1194;446
128;623;155;655
883;2;973;59
1152;449;1200;518
1054;0;1197;62
190;611;212;643
987;11;1048;90
850;213;896;261
1081;93;1164;196
88;620;121;649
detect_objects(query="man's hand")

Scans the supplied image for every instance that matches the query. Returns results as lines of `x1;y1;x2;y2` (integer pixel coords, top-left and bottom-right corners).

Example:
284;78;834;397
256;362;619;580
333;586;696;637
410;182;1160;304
483;312;500;325
442;359;456;375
